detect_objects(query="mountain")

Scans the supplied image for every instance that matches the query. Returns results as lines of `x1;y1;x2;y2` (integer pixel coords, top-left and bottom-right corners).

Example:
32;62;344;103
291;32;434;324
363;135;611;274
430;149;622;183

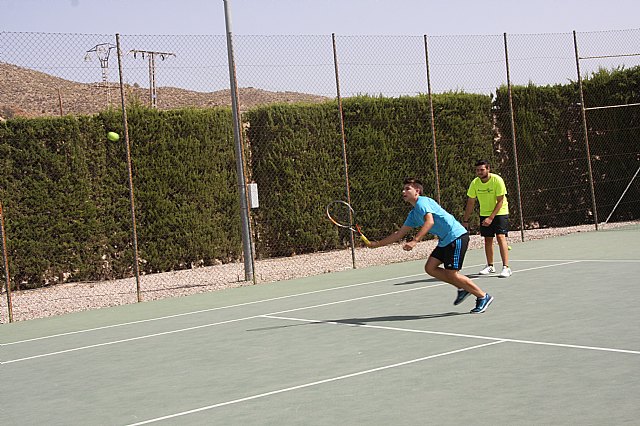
0;62;329;120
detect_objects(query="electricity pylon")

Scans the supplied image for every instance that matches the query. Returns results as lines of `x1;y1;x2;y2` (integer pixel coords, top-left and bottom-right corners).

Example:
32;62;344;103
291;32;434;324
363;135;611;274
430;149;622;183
84;43;117;107
129;49;176;108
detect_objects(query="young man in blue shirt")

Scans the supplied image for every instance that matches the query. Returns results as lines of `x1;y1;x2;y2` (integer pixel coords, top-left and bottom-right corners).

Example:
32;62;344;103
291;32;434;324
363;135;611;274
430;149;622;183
368;178;493;313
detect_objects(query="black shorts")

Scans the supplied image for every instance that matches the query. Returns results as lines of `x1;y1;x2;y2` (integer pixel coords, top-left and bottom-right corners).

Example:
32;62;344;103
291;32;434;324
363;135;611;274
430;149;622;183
430;233;469;270
480;214;509;237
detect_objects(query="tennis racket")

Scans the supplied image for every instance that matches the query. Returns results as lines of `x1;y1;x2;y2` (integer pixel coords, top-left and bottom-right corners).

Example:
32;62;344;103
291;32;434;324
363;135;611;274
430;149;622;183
325;200;371;246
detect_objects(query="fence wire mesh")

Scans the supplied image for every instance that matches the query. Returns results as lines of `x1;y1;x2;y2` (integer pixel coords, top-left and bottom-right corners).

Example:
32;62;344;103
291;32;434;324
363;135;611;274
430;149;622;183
574;30;640;224
1;29;639;322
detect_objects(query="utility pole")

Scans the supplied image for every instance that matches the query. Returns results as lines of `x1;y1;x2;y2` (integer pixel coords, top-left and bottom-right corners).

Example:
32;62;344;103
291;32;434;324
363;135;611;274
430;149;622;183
223;0;255;282
129;49;176;108
84;43;117;107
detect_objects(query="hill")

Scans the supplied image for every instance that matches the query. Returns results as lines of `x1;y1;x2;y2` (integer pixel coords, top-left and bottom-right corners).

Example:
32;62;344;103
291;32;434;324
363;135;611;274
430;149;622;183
0;62;329;120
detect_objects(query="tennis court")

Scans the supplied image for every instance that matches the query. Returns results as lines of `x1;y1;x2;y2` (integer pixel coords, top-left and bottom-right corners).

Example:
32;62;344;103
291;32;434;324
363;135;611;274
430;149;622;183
2;225;639;425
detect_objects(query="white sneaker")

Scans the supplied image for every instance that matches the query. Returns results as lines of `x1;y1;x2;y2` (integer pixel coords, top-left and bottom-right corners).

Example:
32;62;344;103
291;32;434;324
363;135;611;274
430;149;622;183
499;267;512;278
478;265;495;275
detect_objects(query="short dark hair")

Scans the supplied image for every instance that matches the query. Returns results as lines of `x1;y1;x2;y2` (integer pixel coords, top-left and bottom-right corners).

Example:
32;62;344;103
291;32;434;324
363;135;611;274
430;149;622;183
475;159;490;168
403;177;423;194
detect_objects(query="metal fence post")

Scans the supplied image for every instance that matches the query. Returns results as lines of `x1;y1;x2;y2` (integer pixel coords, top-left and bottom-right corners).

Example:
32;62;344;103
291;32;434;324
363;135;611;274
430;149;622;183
116;34;143;301
423;35;441;204
503;33;526;242
332;33;356;269
573;30;599;230
1;201;13;323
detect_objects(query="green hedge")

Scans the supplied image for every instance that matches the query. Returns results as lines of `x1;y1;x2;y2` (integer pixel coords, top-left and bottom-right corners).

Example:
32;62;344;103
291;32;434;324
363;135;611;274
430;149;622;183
122;107;241;272
4;68;638;289
493;66;640;227
0;116;108;287
494;82;587;227
582;67;640;222
343;94;494;237
245;94;494;255
244;102;345;257
1;106;240;288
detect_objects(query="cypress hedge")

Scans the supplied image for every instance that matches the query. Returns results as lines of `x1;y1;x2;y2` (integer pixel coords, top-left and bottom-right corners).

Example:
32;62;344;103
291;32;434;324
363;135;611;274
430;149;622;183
244;102;345;257
121;106;242;272
582;67;640;222
245;93;494;255
3;66;638;289
493;66;640;227
1;106;240;288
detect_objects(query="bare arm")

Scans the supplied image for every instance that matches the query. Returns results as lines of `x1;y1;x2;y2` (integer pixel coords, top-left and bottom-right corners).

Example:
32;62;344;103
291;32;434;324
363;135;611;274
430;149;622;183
369;225;413;249
403;213;434;251
462;197;475;227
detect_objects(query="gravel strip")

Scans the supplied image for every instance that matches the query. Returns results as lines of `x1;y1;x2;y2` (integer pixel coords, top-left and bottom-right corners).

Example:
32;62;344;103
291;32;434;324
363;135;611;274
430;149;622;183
1;221;636;323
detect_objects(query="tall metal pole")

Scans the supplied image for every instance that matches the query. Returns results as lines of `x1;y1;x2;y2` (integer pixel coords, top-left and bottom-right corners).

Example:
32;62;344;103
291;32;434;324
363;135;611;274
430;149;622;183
503;33;526;242
223;0;254;281
0;201;13;323
423;35;441;204
332;33;357;269
573;30;599;230
116;34;142;302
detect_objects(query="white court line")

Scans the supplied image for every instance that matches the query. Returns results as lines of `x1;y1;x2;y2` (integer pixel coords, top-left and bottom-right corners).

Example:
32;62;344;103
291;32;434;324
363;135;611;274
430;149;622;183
2;268;455;346
9;259;609;346
508;260;581;273
5;259;638;346
125;340;505;425
1;284;445;364
1;316;261;364
1;260;586;363
263;315;640;355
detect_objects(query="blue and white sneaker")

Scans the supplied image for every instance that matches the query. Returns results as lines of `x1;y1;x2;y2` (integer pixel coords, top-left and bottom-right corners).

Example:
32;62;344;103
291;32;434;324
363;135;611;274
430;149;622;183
453;289;470;306
470;293;494;314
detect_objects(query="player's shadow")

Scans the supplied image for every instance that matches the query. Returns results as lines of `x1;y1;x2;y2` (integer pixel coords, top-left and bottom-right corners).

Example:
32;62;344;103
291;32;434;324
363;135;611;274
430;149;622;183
464;273;493;279
394;275;489;285
394;278;440;285
331;312;467;325
247;311;466;331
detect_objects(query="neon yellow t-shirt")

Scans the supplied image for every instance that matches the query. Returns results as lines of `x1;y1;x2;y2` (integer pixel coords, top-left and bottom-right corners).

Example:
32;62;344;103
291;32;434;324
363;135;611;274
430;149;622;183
467;174;509;216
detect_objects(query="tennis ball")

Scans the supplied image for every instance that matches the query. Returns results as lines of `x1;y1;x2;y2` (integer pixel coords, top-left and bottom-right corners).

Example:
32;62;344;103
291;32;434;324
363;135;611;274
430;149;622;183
508;245;512;250
107;131;120;141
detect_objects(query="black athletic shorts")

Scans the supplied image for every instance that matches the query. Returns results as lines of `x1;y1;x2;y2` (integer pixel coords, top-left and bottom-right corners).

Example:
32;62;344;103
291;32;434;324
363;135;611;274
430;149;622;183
479;214;509;237
430;233;469;271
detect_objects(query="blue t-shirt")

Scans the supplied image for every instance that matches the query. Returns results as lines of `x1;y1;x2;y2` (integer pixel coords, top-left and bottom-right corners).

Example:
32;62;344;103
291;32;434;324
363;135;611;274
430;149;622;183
403;196;467;247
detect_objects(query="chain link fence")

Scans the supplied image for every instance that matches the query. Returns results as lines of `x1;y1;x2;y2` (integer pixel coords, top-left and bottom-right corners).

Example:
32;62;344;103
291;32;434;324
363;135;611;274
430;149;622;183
1;29;639;322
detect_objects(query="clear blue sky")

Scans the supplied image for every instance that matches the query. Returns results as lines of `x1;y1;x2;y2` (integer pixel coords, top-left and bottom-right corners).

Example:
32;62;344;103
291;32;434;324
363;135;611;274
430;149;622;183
2;0;640;97
2;0;639;36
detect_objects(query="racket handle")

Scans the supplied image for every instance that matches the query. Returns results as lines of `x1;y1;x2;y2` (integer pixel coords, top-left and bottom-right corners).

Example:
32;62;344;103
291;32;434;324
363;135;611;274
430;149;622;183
360;234;371;246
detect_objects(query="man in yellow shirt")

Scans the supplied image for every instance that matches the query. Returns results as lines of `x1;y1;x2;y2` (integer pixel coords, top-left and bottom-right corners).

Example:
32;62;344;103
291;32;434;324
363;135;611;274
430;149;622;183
462;160;512;278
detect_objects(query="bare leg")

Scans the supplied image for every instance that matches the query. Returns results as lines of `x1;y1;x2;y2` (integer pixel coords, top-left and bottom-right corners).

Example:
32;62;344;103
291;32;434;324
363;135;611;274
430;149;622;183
496;234;509;266
484;236;494;265
425;257;485;298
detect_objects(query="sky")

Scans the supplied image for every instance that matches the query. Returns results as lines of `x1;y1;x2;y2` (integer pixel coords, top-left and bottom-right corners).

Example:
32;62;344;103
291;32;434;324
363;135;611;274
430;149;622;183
2;0;640;98
2;0;640;36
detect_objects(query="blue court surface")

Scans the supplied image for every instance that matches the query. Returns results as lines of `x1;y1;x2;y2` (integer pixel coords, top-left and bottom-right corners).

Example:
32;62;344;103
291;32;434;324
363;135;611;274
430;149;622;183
1;226;639;425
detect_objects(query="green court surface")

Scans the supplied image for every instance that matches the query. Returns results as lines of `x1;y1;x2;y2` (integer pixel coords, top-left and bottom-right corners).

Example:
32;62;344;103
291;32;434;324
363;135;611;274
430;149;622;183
2;226;639;425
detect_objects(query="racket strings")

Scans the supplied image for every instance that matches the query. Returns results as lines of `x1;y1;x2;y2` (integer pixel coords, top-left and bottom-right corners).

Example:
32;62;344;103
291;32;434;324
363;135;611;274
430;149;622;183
327;201;356;228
